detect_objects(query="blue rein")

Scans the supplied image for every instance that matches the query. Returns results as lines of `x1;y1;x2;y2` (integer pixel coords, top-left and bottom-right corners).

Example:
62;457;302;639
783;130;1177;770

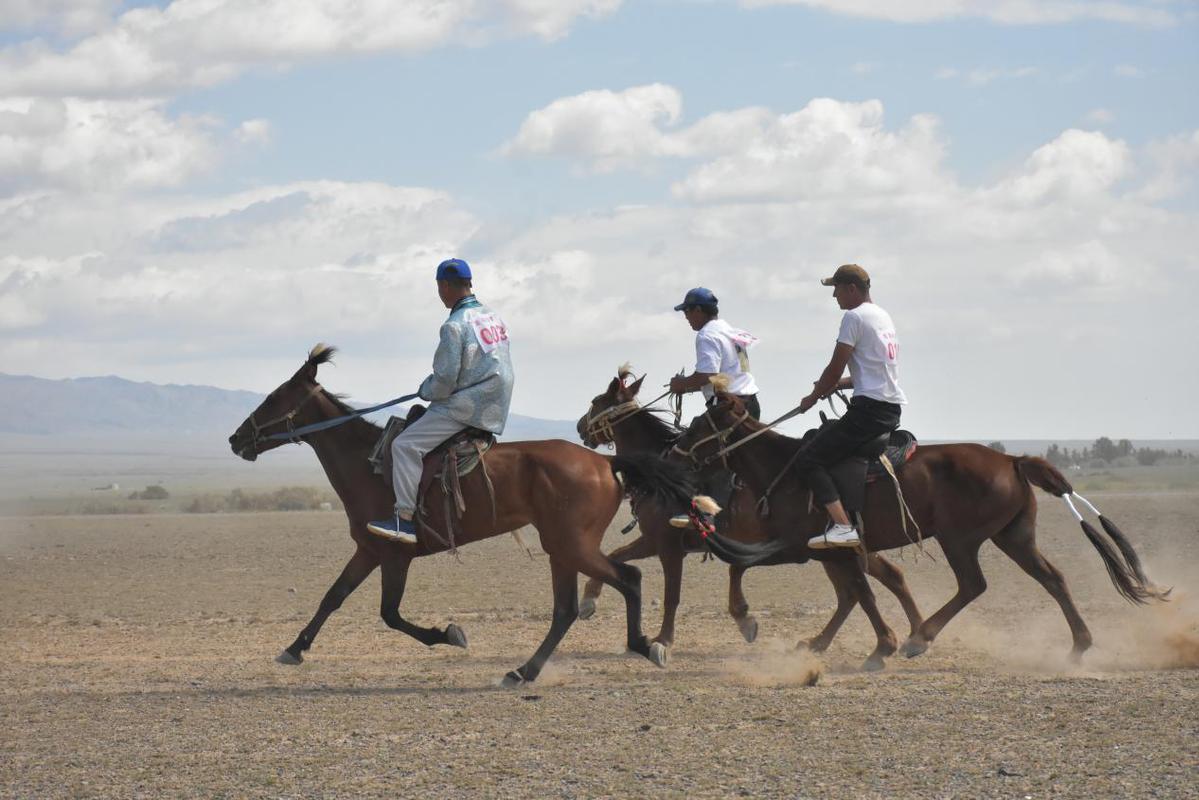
261;391;421;441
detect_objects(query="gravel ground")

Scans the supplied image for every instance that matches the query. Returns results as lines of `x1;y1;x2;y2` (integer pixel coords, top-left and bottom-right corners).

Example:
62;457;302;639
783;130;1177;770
2;491;1197;799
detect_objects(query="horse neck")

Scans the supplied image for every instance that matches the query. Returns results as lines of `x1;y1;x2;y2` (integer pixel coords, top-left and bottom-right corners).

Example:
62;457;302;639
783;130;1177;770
725;429;803;494
613;412;673;455
302;402;378;509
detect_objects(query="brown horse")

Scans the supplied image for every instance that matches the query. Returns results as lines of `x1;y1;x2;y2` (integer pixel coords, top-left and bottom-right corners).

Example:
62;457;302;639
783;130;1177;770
619;392;1168;661
576;370;924;664
227;344;666;687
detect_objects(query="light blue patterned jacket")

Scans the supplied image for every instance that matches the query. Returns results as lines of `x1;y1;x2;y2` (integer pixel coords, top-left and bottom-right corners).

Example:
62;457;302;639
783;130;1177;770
418;295;514;434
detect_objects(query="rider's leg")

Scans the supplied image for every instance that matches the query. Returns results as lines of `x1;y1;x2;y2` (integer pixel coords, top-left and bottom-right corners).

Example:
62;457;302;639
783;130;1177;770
368;411;467;543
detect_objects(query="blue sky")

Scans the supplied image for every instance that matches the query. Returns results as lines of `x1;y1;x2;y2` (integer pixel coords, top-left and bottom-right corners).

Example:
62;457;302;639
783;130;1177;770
1;0;1198;438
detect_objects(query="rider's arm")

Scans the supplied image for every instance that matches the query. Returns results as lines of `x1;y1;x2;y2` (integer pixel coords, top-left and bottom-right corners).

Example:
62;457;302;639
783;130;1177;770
670;329;720;394
834;376;853;391
418;322;464;401
669;371;715;394
800;342;853;412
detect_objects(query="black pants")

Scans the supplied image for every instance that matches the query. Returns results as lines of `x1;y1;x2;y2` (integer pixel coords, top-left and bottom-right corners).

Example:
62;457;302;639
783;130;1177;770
794;395;901;507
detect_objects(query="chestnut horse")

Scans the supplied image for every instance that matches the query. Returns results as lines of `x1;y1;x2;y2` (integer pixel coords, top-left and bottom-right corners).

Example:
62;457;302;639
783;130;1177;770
619;392;1168;661
227;345;665;687
577;370;924;664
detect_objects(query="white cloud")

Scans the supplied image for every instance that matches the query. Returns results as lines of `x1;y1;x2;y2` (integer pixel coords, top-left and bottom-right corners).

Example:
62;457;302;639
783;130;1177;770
1084;108;1115;125
0;0;624;97
935;65;1039;85
0;97;220;191
500;84;687;171
742;0;1180;26
503;89;951;202
1114;63;1146;77
990;129;1132;204
0;0;118;36
234;118;271;146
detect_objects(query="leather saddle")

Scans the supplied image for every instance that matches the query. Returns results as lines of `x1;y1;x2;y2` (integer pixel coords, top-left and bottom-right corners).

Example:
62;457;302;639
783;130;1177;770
826;429;918;514
368;404;496;487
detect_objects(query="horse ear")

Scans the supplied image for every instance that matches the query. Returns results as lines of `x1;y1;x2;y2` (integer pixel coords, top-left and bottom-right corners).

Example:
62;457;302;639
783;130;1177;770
627;375;645;397
606;377;622;397
302;343;336;383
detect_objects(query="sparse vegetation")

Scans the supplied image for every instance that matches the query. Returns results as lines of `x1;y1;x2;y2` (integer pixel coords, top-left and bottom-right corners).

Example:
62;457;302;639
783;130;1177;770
128;485;170;500
186;486;342;513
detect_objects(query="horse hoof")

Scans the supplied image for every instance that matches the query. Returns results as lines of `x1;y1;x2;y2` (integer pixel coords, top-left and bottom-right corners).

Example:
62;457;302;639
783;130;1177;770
737;616;759;644
900;636;928;658
862;655;886;672
648;642;669;668
275;650;302;666
800;638;829;654
577;598;596;621
445;623;468;649
500;670;526;689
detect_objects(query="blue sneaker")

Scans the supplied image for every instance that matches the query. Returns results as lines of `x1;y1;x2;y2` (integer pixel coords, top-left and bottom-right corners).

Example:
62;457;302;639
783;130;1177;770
366;516;418;545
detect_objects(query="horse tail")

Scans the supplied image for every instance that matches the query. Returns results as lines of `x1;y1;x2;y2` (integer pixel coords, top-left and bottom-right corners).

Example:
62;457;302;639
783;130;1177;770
1015;457;1169;605
609;454;795;568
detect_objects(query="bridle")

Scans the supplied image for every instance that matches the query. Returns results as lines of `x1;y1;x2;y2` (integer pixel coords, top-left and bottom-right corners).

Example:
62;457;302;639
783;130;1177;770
670;406;752;469
246;383;326;449
583;388;674;446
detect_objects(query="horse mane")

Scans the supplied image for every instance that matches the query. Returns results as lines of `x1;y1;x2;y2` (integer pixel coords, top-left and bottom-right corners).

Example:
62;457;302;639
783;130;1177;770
637;406;684;445
308;342;337;366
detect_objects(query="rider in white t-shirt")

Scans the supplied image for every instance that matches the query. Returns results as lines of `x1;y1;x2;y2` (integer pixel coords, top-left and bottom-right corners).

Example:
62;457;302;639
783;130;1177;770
796;264;906;550
668;287;761;420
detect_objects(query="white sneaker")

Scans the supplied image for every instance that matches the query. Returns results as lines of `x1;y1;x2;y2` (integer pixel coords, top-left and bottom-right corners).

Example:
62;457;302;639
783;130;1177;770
808;523;860;550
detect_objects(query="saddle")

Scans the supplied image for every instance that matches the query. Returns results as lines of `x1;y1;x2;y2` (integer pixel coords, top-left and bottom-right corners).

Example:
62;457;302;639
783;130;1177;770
826;429;918;514
368;404;497;551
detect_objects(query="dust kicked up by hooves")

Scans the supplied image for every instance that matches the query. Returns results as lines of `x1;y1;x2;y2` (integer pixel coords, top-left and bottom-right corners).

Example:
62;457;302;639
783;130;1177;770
719;638;823;687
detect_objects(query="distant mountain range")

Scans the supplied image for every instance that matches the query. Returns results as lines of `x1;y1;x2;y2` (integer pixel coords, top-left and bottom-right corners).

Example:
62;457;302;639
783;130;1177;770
0;373;579;442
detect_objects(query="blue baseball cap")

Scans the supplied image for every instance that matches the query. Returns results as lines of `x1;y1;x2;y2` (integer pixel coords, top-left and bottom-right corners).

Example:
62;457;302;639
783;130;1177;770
673;287;718;311
436;258;472;280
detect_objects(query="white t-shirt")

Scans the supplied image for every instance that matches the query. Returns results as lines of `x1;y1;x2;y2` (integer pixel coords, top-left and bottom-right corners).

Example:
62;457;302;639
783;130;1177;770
837;303;907;405
695;319;760;399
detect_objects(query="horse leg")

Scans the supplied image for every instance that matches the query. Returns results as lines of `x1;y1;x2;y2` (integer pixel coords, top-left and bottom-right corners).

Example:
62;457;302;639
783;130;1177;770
728;565;759;643
579;534;657;621
653;539;685;648
826;556;898;671
278;546;378;665
577;551;663;668
503;556;579;687
379;553;467;648
804;560;858;654
902;541;987;658
865;552;924;639
993;516;1094;661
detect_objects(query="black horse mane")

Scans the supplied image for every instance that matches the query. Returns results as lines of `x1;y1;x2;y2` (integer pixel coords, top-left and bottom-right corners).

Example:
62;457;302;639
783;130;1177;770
638;406;684;445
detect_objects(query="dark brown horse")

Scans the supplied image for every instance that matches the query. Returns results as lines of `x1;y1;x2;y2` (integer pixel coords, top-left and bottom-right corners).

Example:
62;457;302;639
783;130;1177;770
620;392;1168;661
576;370;924;665
227;344;666;687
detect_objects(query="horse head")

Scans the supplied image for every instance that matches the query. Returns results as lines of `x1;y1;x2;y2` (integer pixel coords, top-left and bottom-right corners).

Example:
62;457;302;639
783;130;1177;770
228;343;336;461
670;387;751;466
576;363;645;449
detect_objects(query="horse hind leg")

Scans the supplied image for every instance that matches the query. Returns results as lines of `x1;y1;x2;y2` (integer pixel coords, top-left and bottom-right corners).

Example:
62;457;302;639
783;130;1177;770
578;534;657;621
503;556;579;687
865;552;924;639
902;540;987;658
279;546;378;665
993;515;1093;661
805;560;858;654
379;555;466;649
576;549;664;668
729;565;759;644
